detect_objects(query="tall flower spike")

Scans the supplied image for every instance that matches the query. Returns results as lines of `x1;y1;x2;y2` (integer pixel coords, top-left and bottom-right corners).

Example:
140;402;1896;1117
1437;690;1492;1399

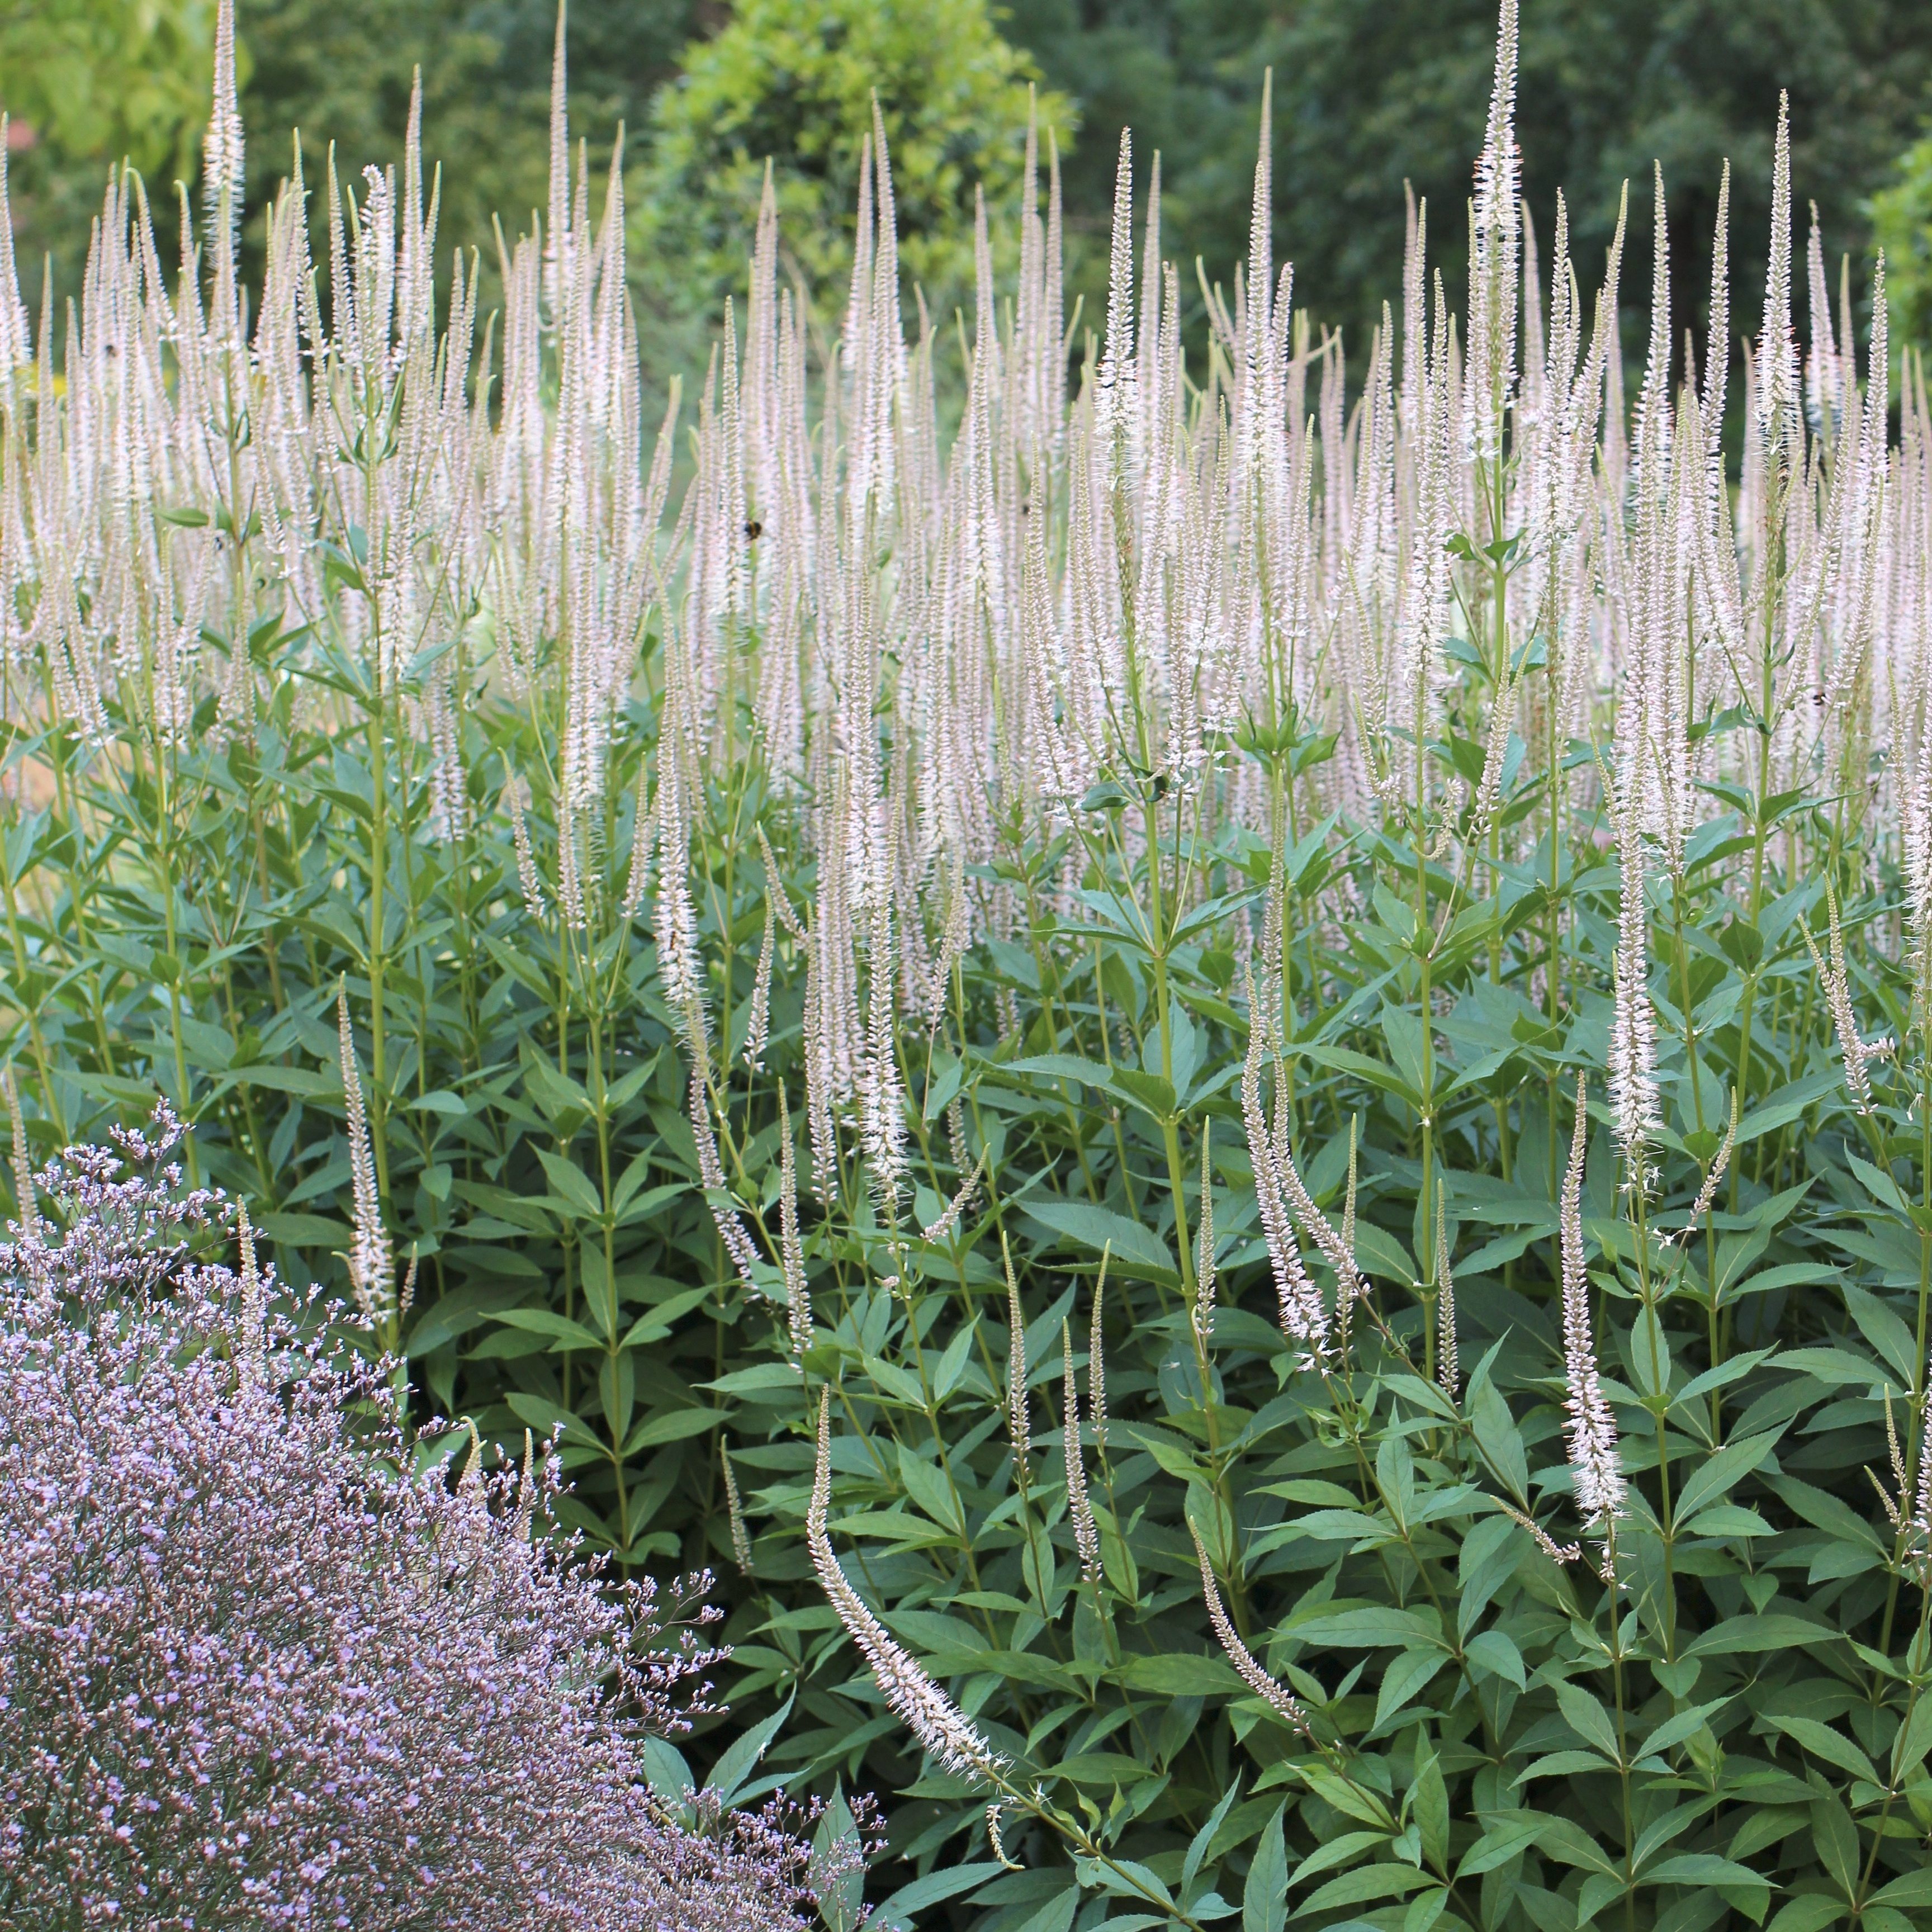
1241;980;1328;1358
744;901;775;1070
777;1087;811;1359
1758;93;1800;468
506;778;546;919
1096;129;1136;461
0;122;29;378
1434;1195;1459;1398
1560;1077;1625;1530
4;1065;37;1247
1089;1249;1110;1457
337;982;391;1329
236;1200;266;1386
1912;1358;1932;1558
1806;887;1893;1112
1004;1235;1030;1488
988;1804;1023;1872
1337;1119;1360;1354
203;0;245;249
920;1155;983;1246
1191;1527;1308;1732
1193;1121;1216;1348
1607;813;1659;1190
722;1442;752;1574
1063;1322;1100;1583
1670;1087;1737;1246
809;1391;1009;1784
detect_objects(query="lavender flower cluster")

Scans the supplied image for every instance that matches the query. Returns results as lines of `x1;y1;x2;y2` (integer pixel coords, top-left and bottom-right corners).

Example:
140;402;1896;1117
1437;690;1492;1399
0;1106;840;1931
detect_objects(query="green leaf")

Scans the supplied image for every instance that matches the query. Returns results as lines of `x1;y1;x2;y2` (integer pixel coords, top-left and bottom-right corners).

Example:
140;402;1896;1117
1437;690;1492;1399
622;1406;726;1452
1184;1778;1244;1890
1869;1869;1932;1907
1769;1715;1878;1787
1288;1606;1442;1649
1244;1807;1288;1932
872;1865;1006;1930
1455;1815;1543;1878
1891;1694;1932;1781
705;1692;793;1805
1633;1699;1729;1763
1688;1613;1839;1658
536;1148;604;1220
1764;1901;1847;1932
1021;1199;1178;1281
1643;1854;1768;1887
897;1447;965;1535
1374;1648;1450;1728
1465;1630;1527;1689
255;1211;351;1247
1299;1867;1436;1912
487;1307;604;1352
1555;1679;1622;1762
1810;1794;1860;1900
408;1087;470;1115
1670;1431;1782;1525
1119;1653;1243;1696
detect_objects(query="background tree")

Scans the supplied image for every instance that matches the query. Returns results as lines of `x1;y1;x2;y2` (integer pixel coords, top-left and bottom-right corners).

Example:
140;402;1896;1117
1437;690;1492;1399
1010;0;1932;374
0;0;215;298
630;0;1072;367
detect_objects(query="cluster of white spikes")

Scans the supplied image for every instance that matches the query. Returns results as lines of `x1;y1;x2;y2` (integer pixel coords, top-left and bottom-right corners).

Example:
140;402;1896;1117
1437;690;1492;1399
0;0;1919;1211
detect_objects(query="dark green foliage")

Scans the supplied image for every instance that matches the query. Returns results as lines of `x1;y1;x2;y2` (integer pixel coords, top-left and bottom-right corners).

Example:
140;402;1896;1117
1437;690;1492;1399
1010;0;1932;357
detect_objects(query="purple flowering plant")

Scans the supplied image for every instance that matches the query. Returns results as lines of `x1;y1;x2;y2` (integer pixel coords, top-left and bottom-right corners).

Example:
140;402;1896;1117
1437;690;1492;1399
0;1103;856;1931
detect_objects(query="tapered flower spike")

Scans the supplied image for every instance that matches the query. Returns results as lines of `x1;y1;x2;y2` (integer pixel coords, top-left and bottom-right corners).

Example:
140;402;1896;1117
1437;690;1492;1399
1191;1527;1308;1732
1194;1120;1216;1348
744;900;775;1070
1608;812;1659;1192
722;1441;752;1574
456;1416;484;1490
1003;1234;1030;1488
777;1087;811;1359
1669;1087;1738;1246
1806;887;1893;1112
1434;1195;1459;1398
1337;1119;1360;1355
1063;1322;1100;1583
0;121;27;379
920;1154;983;1246
988;1804;1023;1871
1911;1365;1932;1556
1493;1500;1583;1568
1560;1076;1625;1531
1089;1248;1110;1457
1240;977;1328;1358
203;0;245;245
236;1200;266;1386
1758;93;1800;466
337;982;391;1329
810;1391;1008;1784
4;1065;37;1247
506;777;546;919
514;1429;537;1540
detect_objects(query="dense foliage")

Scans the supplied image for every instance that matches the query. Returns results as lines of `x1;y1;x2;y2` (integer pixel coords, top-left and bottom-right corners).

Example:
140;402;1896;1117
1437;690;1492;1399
632;0;1072;339
12;2;1932;1929
1010;0;1932;359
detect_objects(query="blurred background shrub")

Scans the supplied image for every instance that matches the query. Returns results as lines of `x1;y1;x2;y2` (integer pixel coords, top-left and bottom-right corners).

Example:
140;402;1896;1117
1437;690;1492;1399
11;0;1932;386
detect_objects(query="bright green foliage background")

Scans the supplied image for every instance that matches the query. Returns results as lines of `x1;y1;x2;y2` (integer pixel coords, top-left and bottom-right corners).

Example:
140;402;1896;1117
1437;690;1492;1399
13;0;1932;362
631;0;1072;339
